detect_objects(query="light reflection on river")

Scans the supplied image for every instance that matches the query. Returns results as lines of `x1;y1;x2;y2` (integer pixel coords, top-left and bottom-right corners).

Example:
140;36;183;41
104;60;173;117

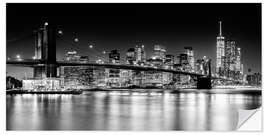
6;89;261;130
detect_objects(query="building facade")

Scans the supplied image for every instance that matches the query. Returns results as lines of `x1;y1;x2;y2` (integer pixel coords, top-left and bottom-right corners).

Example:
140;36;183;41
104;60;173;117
178;53;189;71
60;51;94;89
135;44;146;65
126;48;136;65
165;54;175;69
152;44;166;62
216;21;225;76
195;56;209;75
109;49;120;64
184;47;195;72
246;73;262;86
224;40;236;78
22;78;61;91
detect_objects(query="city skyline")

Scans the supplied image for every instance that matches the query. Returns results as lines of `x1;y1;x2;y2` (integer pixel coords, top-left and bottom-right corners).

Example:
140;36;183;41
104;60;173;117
6;3;261;79
5;3;262;131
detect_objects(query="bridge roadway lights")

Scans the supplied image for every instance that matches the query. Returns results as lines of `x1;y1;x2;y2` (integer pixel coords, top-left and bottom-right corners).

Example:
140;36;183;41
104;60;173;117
197;77;212;89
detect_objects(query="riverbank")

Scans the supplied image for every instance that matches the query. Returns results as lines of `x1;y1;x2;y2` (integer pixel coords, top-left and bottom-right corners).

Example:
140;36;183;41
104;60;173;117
83;87;261;95
6;89;82;94
173;88;262;95
6;87;261;95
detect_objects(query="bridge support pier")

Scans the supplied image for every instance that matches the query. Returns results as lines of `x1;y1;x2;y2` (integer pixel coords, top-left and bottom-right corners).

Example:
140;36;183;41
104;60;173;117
197;59;212;89
197;77;212;89
45;64;57;77
33;22;57;78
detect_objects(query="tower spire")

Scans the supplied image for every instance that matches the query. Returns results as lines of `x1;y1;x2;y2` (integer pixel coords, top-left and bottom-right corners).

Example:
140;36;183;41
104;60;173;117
219;21;222;36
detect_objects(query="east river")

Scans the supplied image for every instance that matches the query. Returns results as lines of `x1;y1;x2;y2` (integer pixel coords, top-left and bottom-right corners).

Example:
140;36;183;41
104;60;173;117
6;89;261;131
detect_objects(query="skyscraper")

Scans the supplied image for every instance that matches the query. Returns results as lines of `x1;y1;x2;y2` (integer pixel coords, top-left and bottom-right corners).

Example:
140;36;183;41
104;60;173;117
241;64;244;75
184;47;195;72
135;44;146;65
165;54;175;66
235;47;241;72
126;48;136;65
195;56;209;75
109;49;120;64
178;53;189;71
108;49;121;87
224;40;236;77
216;21;225;76
152;44;166;62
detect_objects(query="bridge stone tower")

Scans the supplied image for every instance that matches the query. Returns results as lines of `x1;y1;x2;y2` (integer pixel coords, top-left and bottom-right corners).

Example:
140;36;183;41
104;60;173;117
33;22;57;78
197;59;212;89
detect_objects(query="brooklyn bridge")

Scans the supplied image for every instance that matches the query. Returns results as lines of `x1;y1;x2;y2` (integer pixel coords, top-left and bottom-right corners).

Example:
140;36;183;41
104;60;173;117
6;22;241;89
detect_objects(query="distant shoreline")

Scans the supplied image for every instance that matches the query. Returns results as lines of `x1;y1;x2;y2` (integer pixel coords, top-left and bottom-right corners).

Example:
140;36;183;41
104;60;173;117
6;87;261;95
83;88;261;95
6;90;82;94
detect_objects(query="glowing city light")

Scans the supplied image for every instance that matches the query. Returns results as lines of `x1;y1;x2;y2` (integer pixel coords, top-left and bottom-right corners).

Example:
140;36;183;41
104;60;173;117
58;30;63;35
96;59;104;64
89;45;93;49
32;56;36;60
16;54;21;59
74;38;79;42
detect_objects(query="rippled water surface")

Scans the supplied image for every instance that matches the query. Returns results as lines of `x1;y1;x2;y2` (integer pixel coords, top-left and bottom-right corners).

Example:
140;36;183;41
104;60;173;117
6;89;261;130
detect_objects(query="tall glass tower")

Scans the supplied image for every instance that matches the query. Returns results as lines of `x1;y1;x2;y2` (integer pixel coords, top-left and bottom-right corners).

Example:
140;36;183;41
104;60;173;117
184;47;195;72
236;47;241;72
135;44;146;65
216;21;225;76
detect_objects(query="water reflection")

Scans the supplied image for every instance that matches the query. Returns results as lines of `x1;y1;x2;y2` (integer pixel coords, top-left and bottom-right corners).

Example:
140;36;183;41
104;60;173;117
6;90;261;130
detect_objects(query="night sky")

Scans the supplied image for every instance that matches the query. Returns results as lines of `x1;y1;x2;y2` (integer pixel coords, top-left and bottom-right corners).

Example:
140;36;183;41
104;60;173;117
6;3;261;79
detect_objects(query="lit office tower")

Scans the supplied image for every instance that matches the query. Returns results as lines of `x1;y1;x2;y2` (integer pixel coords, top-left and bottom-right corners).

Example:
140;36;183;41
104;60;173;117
184;47;195;72
235;47;241;72
216;21;225;76
179;53;189;71
60;51;93;89
165;54;175;65
135;44;146;65
224;40;236;77
152;44;166;62
109;49;120;64
195;56;209;75
65;51;80;62
241;64;244;75
126;48;136;65
108;50;121;87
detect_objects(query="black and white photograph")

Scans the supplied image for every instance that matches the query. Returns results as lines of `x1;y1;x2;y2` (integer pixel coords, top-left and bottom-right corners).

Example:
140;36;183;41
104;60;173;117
4;2;262;132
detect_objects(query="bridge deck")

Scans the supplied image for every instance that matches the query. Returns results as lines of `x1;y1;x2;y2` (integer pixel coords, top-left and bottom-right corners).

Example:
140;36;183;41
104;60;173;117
6;60;204;76
6;60;242;82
